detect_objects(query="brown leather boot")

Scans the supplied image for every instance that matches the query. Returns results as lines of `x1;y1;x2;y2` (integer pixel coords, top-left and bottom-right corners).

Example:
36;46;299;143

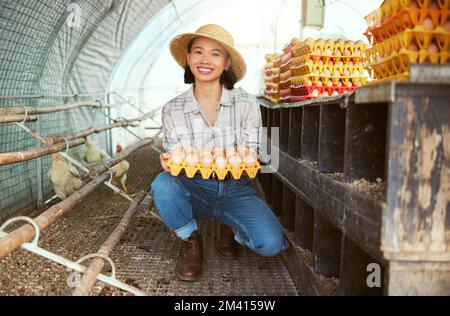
218;223;238;260
176;232;203;281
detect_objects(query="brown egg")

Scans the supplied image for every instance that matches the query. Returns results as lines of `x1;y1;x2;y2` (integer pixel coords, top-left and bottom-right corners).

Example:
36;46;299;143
445;20;450;32
335;49;343;57
333;70;341;77
428;43;439;54
344;49;352;57
318;59;324;66
422;17;435;31
322;91;330;97
305;79;313;86
317;80;323;87
325;48;333;56
428;0;439;9
324;69;332;76
326;80;333;87
408;42;419;52
315;48;322;55
344;69;351;76
314;69;321;76
337;60;344;67
407;1;418;8
337;81;343;87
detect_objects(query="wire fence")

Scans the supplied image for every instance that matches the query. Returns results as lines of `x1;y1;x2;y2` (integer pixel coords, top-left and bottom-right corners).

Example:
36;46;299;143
0;0;168;218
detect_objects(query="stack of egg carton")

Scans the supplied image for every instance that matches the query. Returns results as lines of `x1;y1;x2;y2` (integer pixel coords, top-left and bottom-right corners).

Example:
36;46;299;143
280;38;300;103
290;38;369;101
263;53;282;104
364;0;450;82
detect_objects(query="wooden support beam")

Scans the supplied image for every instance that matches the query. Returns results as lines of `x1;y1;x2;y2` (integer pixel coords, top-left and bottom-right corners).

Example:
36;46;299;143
339;235;384;296
281;185;295;231
0;102;113;116
295;196;314;251
343;103;387;182
301;105;320;162
72;191;147;296
280;108;290;153
313;212;341;278
319;103;346;173
0;138;85;166
288;107;302;159
0;115;38;124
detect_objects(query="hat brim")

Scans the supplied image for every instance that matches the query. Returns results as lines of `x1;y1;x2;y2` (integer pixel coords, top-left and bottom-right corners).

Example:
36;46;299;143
169;33;247;81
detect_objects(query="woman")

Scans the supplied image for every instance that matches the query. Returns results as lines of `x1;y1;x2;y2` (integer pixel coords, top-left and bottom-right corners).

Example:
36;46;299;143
151;24;289;282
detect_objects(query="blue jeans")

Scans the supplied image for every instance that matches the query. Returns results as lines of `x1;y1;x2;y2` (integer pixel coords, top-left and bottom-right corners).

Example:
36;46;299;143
150;172;289;257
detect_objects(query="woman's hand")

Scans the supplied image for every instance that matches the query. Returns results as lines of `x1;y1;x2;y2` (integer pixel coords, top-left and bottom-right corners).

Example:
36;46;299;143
160;153;170;172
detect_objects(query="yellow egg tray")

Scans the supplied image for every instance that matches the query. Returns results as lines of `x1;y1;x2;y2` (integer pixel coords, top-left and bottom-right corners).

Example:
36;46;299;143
365;7;450;45
365;0;450;29
291;75;367;86
291;55;366;67
291;64;366;77
291;42;369;58
167;159;262;180
366;30;450;64
368;50;449;80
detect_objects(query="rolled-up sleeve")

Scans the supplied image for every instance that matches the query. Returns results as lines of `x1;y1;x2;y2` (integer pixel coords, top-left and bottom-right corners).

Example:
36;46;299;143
162;106;182;153
241;94;262;154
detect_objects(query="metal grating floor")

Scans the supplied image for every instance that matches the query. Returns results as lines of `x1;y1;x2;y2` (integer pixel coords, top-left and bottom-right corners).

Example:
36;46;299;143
0;145;299;296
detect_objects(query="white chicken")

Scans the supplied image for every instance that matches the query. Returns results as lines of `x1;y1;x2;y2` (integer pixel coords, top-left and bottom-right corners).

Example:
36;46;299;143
111;144;130;194
84;137;111;166
48;153;83;200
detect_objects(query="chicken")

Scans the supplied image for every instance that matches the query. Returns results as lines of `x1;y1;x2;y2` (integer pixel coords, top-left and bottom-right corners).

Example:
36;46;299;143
48;153;83;200
83;137;111;166
111;144;130;194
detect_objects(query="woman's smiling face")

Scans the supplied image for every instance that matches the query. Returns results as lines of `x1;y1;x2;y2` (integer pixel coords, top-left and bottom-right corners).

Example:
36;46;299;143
187;37;231;84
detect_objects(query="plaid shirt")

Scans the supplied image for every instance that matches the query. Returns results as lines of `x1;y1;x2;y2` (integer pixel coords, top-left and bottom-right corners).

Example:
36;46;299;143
162;85;262;154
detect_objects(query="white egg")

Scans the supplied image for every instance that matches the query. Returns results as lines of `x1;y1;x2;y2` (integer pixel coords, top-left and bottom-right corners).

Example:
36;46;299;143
237;144;247;154
200;153;213;167
215;155;227;169
228;154;242;169
225;146;236;158
185;152;199;166
171;152;184;165
243;153;257;165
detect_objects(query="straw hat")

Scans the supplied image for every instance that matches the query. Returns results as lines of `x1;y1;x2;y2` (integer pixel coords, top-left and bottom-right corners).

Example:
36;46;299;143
169;24;247;81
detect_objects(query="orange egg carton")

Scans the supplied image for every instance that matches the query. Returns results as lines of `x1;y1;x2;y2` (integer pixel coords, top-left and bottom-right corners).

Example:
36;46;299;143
368;50;449;80
167;159;262;180
366;29;450;64
365;0;450;30
365;6;450;45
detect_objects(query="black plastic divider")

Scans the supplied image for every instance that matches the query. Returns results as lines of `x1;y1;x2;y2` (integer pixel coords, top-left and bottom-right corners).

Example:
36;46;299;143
267;109;273;138
319;103;346;173
271;176;283;217
289;107;302;159
280;108;290;153
295;196;314;251
281;184;295;231
301;105;320;162
339;235;384;296
313;212;342;278
343;103;387;182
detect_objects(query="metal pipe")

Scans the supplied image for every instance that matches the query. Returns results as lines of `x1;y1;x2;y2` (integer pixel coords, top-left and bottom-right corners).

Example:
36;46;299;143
0;138;86;166
0;230;146;295
72;191;147;296
0;171;111;260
